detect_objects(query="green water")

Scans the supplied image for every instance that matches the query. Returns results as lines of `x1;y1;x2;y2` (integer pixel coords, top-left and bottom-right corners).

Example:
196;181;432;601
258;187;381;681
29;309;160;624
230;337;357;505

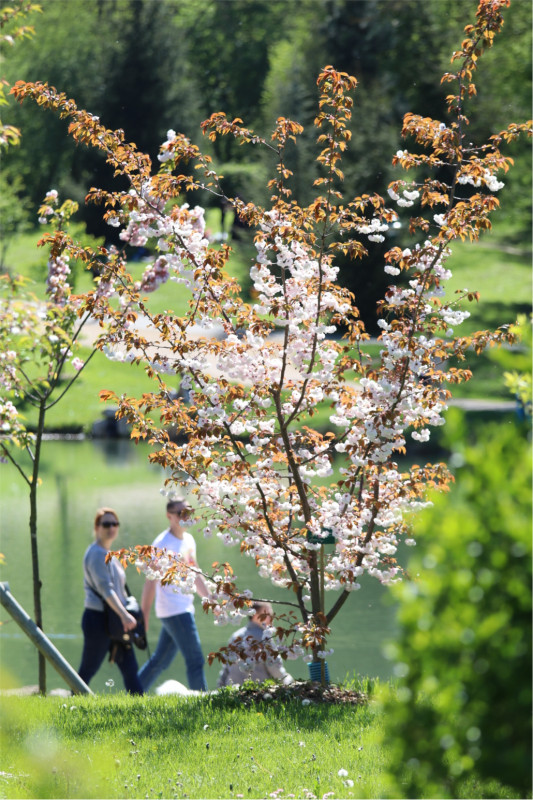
0;439;397;693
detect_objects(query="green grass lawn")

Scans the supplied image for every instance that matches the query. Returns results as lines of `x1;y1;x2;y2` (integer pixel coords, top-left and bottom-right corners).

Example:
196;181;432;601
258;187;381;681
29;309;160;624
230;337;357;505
15;346;159;433
0;687;382;800
0;686;521;800
446;238;531;313
5;222;530;311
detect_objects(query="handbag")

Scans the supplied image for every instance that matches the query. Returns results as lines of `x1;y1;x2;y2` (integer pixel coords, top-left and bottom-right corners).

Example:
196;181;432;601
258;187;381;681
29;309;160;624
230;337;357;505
104;589;147;650
88;568;148;651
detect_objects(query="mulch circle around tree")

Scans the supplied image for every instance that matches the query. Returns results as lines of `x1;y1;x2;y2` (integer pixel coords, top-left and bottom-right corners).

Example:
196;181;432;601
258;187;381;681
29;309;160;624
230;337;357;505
225;680;367;706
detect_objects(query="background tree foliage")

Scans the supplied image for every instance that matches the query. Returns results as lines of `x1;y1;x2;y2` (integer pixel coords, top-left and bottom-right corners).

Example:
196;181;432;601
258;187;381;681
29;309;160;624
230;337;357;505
2;0;531;326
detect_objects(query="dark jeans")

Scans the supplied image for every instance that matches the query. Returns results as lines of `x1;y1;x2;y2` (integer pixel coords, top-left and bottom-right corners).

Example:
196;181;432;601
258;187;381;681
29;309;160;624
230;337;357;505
78;608;143;695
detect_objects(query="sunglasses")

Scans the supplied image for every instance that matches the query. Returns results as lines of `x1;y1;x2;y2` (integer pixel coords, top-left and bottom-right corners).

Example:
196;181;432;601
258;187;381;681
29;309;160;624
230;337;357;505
100;520;120;528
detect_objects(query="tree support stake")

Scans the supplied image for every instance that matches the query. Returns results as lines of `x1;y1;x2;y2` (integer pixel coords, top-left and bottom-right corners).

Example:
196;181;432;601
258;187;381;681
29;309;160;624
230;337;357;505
0;582;93;696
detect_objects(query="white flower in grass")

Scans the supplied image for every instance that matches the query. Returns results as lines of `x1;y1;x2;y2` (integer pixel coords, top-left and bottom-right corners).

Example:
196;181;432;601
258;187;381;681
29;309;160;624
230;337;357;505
337;768;348;777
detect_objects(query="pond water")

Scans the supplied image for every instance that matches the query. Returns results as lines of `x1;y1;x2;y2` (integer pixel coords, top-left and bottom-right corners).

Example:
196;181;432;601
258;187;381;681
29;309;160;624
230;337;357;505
0;439;399;693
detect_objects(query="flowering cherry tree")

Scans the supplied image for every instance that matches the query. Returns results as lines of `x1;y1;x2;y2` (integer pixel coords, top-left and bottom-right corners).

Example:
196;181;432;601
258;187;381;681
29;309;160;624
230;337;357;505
10;0;531;679
0;1;101;694
0;192;98;692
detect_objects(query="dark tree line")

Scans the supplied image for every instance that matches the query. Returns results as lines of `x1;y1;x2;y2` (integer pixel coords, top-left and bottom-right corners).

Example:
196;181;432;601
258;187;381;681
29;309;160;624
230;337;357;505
2;0;531;325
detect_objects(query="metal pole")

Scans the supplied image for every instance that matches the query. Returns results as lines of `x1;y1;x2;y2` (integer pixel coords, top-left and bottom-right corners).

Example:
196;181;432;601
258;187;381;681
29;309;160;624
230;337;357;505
0;582;93;696
320;545;326;686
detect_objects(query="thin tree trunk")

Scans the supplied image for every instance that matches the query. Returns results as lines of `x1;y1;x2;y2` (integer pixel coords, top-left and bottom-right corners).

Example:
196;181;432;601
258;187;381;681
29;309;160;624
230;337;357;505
30;401;46;694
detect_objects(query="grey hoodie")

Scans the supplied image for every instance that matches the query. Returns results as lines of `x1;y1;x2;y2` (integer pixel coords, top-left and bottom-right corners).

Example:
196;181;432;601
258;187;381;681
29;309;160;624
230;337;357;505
216;621;294;687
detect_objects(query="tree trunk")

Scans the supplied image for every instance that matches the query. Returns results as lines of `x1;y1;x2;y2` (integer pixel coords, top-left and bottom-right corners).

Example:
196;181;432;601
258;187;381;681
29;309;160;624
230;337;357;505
30;401;46;694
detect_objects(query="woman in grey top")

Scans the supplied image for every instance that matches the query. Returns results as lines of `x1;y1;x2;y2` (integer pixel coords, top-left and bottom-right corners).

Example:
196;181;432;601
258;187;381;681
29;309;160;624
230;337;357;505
78;507;143;694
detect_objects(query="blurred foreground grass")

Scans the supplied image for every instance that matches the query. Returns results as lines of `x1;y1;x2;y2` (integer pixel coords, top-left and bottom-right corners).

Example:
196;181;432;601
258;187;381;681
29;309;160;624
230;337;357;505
0;683;521;799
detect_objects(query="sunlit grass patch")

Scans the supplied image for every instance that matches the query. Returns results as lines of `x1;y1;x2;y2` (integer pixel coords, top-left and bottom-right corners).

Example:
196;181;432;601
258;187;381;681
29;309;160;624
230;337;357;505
0;683;523;799
1;688;382;799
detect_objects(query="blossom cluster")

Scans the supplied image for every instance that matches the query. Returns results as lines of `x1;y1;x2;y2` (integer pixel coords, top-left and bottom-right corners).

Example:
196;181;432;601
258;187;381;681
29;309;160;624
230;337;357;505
46;253;71;305
0;350;18;394
137;547;201;596
0;398;24;436
0;187;94;476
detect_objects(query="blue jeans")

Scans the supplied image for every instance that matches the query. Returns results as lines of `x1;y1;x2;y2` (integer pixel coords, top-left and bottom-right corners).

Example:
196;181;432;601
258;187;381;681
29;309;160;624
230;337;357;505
138;611;207;691
78;608;143;695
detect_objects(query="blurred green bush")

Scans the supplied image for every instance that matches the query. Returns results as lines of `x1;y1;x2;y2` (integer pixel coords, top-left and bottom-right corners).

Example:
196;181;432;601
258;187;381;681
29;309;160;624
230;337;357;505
380;413;532;798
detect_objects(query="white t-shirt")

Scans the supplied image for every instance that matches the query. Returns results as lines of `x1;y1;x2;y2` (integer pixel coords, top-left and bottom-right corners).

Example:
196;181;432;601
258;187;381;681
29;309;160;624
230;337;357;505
151;529;197;618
